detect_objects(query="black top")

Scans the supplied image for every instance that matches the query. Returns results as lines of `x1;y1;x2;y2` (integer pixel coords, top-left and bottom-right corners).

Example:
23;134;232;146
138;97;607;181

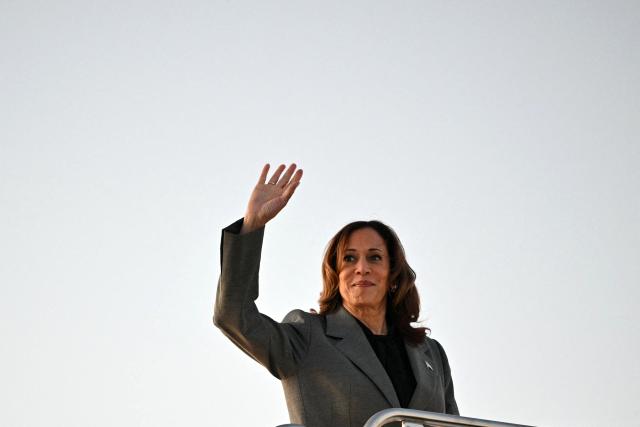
355;318;417;408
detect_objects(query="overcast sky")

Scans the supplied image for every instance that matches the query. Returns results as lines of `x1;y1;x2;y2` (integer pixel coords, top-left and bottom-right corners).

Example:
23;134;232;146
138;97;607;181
2;1;639;426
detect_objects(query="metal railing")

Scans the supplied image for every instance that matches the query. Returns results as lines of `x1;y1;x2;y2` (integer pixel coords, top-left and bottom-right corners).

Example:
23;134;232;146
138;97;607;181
276;408;534;427
363;408;535;427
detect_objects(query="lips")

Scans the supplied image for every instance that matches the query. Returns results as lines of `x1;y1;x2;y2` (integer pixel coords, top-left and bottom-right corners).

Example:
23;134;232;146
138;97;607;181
353;280;374;287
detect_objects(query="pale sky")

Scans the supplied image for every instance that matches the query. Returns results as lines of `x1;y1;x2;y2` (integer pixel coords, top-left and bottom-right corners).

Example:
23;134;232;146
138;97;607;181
1;1;639;426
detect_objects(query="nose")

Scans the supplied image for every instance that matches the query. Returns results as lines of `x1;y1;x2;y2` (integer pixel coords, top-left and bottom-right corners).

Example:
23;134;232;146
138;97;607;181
355;258;370;275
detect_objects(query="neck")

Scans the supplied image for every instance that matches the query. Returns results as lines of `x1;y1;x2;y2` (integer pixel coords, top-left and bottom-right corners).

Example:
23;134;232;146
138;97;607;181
343;303;388;335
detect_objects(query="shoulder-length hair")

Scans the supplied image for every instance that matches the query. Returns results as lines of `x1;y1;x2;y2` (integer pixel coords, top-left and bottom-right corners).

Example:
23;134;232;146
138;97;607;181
318;220;427;344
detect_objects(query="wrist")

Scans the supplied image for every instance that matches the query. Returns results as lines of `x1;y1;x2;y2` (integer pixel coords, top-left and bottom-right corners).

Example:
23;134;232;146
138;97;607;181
240;216;262;234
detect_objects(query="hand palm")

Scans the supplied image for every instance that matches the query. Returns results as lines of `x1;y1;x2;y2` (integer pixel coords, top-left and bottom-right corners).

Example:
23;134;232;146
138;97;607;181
248;183;289;224
242;164;303;232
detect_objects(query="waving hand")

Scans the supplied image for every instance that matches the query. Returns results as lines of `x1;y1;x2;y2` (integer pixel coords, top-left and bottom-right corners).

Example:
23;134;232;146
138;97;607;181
241;163;303;234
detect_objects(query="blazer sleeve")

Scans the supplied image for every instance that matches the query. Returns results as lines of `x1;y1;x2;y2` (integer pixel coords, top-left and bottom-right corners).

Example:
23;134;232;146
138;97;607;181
434;339;459;415
213;218;310;380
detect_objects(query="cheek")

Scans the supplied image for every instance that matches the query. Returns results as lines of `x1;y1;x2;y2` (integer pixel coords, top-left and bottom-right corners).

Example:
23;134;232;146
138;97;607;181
338;269;353;295
378;264;390;281
338;265;352;281
337;271;348;289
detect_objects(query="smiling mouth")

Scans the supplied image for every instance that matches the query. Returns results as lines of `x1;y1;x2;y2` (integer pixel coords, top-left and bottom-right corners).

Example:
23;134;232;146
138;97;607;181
353;280;374;287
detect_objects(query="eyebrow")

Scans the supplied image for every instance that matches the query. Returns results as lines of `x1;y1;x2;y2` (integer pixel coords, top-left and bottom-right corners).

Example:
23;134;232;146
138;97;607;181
344;248;384;252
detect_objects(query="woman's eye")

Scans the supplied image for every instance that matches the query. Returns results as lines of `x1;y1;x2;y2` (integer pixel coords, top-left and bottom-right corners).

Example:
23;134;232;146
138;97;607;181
343;255;356;262
369;254;382;261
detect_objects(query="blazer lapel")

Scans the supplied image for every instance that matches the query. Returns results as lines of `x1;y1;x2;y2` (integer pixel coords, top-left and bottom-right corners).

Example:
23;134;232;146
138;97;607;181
325;307;400;408
405;340;439;409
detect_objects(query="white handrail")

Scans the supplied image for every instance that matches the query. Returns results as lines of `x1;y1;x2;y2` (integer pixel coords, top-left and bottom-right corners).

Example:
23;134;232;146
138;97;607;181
363;408;535;427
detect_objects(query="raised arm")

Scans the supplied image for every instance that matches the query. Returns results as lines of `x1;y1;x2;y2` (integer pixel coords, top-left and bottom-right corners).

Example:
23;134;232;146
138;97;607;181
214;163;308;379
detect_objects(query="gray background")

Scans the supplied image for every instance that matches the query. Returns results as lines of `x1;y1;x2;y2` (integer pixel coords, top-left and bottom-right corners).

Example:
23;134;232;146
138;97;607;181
1;1;638;426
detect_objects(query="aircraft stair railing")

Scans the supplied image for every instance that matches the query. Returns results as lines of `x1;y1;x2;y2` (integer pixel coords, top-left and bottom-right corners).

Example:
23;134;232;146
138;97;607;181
363;408;535;427
277;408;535;427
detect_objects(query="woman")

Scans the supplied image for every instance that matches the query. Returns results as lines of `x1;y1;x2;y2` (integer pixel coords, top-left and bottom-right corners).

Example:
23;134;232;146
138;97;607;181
214;163;458;427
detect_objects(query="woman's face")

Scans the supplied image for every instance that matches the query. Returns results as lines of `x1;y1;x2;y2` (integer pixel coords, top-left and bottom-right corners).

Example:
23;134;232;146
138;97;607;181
338;227;390;314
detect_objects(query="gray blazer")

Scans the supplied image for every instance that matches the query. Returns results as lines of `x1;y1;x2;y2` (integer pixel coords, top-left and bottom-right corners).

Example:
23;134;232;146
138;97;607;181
214;221;459;427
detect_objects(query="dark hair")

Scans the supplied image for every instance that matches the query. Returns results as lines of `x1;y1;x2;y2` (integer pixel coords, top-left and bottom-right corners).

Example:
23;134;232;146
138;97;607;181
318;220;427;344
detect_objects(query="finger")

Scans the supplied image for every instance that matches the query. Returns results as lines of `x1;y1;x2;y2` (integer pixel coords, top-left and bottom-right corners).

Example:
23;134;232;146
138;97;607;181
292;168;303;184
286;169;303;188
282;179;301;201
267;164;286;185
258;163;270;185
277;163;297;188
